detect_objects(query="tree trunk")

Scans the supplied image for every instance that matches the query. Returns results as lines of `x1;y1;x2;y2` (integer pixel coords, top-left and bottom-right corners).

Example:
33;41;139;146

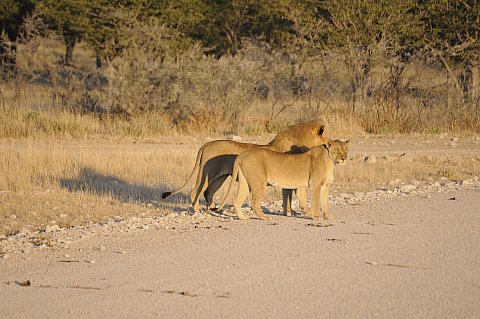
95;56;102;69
64;38;76;66
470;63;480;103
0;40;17;78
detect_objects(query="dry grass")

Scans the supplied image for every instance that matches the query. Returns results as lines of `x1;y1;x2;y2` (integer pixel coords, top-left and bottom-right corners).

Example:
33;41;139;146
0;139;197;235
334;157;480;194
1;137;479;235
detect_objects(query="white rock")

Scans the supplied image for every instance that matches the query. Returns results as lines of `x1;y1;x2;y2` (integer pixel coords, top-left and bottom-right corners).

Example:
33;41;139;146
400;185;416;193
45;225;60;233
389;179;402;185
18;228;30;236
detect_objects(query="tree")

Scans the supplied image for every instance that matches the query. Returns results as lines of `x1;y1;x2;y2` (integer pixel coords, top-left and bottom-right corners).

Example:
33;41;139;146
419;0;480;102
289;0;421;111
38;0;92;65
0;0;35;74
167;0;293;56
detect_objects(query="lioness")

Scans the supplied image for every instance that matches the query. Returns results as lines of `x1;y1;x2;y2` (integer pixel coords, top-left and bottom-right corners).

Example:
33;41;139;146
216;140;350;220
162;120;329;212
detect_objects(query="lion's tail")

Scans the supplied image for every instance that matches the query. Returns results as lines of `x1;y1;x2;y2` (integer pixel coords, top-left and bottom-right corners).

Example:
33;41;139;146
215;157;240;212
161;143;205;199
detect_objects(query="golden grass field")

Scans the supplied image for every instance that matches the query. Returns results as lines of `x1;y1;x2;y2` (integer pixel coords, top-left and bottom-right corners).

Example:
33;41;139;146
1;134;479;235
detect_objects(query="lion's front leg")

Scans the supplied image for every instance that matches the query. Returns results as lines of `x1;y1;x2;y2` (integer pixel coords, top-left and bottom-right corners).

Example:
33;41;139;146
320;184;333;220
296;188;308;213
310;185;321;220
282;189;294;216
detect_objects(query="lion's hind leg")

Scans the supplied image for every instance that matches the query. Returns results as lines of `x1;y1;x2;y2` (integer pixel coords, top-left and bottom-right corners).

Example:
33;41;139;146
233;171;250;220
250;182;268;220
204;175;228;210
251;196;268;220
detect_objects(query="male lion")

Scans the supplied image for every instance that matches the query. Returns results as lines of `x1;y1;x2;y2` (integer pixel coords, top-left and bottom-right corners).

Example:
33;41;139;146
161;120;329;212
216;140;350;220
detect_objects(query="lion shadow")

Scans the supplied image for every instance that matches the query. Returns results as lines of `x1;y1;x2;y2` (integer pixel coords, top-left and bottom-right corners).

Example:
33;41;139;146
59;167;192;212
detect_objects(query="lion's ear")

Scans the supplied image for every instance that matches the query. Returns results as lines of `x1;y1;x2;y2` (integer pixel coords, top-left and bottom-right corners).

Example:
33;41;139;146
327;139;335;148
317;125;326;136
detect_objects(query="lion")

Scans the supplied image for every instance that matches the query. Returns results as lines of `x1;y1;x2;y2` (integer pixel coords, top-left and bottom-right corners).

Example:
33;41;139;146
216;139;350;220
161;119;329;212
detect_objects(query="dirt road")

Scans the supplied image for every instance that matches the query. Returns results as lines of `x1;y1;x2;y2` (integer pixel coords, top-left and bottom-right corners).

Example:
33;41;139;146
1;188;479;318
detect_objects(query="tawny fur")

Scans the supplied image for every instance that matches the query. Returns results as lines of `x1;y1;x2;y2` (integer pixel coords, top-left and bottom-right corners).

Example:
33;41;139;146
217;140;350;220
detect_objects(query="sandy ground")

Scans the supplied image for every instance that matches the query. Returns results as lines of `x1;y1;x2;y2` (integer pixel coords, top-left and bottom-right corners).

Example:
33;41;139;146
1;187;479;318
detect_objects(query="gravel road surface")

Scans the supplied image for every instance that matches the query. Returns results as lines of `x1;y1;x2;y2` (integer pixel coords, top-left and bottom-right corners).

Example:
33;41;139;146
1;187;479;318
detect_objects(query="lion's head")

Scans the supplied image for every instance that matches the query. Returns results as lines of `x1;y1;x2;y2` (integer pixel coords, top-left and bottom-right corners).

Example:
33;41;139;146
328;139;350;165
268;119;328;153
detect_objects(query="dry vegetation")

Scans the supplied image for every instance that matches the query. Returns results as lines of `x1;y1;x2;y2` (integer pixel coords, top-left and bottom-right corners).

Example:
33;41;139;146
1;136;479;235
1;35;479;139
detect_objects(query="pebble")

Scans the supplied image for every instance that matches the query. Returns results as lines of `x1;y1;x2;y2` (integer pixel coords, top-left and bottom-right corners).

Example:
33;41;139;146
365;155;376;164
45;225;60;233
